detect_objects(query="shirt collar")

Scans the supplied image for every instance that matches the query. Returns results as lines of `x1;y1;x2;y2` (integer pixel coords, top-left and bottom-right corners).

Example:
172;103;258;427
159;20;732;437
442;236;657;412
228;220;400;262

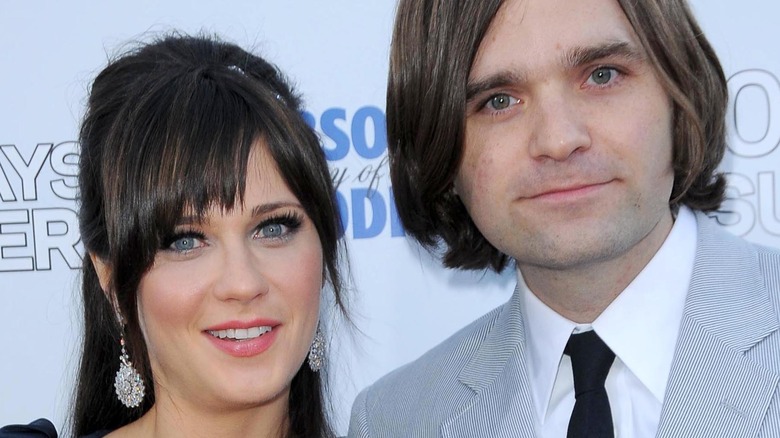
519;206;698;420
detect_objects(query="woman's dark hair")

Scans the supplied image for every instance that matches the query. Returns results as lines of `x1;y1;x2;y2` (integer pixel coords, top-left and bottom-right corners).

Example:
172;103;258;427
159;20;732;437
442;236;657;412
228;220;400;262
387;0;728;272
73;33;345;437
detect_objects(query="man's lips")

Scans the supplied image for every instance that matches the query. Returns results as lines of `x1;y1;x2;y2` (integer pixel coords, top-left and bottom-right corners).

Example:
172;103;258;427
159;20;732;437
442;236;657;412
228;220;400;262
526;180;614;200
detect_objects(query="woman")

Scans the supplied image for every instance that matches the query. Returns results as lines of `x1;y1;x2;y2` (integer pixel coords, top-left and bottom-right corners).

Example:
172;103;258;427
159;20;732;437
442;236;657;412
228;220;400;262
2;33;346;437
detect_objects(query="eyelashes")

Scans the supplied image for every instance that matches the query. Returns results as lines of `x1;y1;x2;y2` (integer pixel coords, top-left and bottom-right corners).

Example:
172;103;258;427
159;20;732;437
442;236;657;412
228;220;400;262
160;210;305;253
255;211;303;240
161;230;207;252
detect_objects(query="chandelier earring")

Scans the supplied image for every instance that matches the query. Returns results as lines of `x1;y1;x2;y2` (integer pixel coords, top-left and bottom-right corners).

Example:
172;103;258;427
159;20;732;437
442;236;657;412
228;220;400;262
307;326;326;372
114;327;145;408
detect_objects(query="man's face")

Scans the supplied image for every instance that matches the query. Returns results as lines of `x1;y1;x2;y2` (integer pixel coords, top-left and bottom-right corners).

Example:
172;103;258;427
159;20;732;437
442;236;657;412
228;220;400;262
455;0;675;274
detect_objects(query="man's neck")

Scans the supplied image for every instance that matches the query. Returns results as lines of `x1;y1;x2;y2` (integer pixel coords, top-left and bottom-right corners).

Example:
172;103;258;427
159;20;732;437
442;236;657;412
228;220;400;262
519;211;675;323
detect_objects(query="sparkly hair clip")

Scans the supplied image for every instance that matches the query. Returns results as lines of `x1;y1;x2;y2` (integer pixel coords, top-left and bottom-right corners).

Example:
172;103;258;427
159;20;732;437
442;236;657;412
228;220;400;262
227;64;245;75
226;64;284;103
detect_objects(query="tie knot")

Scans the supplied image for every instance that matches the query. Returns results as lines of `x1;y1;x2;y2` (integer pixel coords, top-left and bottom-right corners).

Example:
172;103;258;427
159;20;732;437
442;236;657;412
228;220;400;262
564;331;615;397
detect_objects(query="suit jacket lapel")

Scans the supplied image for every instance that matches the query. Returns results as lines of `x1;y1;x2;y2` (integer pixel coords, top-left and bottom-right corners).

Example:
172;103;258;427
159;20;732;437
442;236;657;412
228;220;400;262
657;214;780;437
441;288;537;438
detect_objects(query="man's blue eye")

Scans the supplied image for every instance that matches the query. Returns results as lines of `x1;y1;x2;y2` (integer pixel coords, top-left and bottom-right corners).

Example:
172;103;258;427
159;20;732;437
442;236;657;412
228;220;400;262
489;94;513;110
591;67;614;85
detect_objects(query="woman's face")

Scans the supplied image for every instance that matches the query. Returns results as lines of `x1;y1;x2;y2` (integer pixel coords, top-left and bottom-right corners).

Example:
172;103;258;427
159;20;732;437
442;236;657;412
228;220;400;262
137;142;323;412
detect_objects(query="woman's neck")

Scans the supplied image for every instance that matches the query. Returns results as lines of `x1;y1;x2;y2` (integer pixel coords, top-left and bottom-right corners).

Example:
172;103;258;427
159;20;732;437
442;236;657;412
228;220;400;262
107;391;289;438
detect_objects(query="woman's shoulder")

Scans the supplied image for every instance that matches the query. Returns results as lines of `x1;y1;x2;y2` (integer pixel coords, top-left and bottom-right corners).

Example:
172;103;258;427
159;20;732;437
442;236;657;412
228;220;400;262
0;418;57;437
0;419;110;438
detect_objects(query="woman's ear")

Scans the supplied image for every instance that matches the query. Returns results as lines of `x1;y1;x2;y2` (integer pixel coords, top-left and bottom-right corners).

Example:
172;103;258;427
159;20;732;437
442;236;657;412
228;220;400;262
89;253;122;321
89;253;112;293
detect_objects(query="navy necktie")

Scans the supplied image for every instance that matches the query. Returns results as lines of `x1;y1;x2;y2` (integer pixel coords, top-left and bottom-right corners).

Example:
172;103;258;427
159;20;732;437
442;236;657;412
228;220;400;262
564;330;616;438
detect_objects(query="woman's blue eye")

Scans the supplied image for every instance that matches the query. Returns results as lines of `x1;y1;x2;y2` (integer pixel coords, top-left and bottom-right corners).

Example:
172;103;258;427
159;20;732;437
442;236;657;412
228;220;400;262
256;213;303;240
170;236;198;251
260;223;286;238
590;67;615;85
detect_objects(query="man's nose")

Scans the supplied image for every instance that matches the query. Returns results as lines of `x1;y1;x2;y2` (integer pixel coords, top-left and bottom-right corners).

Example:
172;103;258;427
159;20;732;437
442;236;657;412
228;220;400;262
528;90;592;161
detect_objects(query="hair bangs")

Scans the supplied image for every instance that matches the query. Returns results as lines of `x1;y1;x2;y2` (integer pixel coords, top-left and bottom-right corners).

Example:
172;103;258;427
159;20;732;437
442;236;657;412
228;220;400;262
134;68;271;252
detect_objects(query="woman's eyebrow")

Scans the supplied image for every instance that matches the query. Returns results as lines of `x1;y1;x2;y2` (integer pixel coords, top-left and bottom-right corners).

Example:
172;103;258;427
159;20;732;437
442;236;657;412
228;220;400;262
173;201;303;225
250;201;302;217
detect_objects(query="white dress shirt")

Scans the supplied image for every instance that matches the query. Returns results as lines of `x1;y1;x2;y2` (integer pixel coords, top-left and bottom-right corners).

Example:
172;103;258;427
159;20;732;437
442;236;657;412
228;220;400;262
519;206;698;438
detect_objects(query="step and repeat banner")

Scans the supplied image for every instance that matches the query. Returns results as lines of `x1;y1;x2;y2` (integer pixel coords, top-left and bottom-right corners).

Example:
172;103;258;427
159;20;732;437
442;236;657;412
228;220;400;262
1;1;779;434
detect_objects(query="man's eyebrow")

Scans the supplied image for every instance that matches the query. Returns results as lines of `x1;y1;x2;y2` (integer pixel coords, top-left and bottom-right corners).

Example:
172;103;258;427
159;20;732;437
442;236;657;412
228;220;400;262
466;71;527;103
563;41;645;69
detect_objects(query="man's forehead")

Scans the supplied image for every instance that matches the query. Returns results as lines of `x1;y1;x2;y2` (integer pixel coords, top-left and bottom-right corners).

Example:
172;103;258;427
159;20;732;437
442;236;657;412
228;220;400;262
469;0;640;78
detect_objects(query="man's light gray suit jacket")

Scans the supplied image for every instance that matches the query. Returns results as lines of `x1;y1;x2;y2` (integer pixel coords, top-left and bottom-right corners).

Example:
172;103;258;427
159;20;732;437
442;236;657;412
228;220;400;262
348;213;780;437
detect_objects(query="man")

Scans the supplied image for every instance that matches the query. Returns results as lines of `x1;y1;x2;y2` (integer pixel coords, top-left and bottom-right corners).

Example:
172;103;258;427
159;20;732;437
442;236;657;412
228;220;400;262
349;0;780;436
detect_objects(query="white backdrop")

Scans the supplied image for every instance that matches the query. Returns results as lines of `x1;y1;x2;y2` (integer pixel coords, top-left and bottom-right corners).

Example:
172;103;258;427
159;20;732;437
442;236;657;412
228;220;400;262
1;1;779;435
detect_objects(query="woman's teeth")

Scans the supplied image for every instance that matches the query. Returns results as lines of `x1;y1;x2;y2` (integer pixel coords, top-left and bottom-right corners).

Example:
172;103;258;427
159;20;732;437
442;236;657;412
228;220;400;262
208;326;272;340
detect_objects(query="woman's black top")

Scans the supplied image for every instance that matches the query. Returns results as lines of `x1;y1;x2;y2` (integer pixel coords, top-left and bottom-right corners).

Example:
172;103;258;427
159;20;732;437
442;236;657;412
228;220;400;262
0;419;109;438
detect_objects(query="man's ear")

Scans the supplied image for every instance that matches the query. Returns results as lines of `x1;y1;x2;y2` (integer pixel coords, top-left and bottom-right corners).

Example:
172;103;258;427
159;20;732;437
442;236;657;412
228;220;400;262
89;253;121;319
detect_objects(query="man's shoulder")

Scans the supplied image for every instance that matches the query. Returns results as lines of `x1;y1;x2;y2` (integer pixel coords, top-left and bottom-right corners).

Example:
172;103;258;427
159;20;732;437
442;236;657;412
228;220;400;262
752;237;780;278
349;299;510;435
696;212;780;269
374;301;504;387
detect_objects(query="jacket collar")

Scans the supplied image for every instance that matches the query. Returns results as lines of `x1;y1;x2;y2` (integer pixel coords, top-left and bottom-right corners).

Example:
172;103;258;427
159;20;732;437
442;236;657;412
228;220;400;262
441;287;538;437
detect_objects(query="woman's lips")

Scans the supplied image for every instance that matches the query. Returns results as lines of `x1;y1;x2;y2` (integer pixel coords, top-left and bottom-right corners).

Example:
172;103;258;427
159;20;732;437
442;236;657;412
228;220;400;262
203;320;280;357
